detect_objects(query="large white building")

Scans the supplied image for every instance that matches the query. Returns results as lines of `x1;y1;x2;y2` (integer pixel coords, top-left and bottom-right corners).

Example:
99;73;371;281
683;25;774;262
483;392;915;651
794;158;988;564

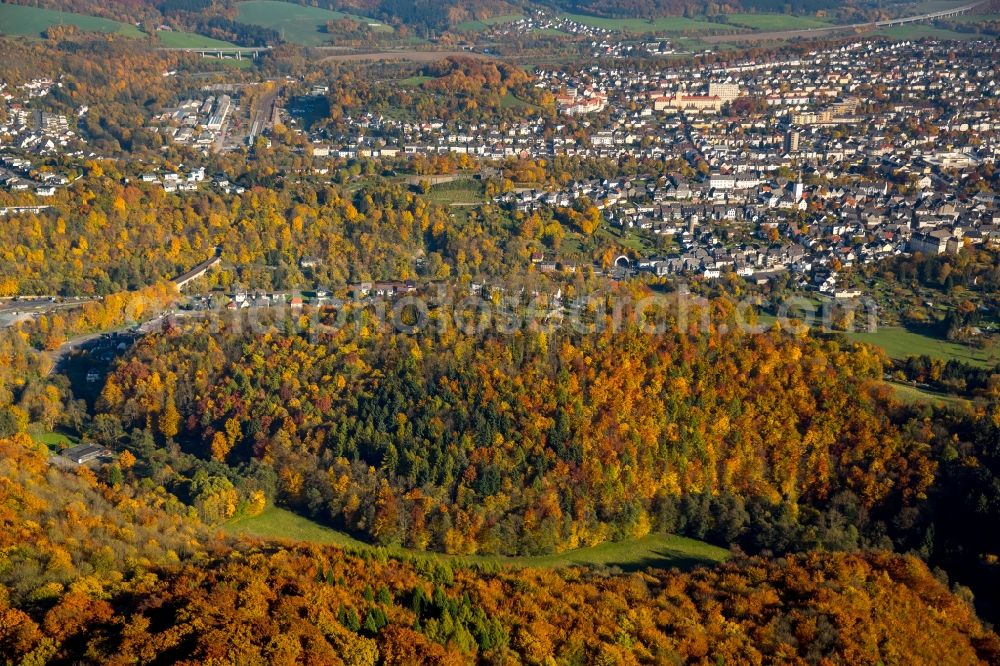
708;82;741;102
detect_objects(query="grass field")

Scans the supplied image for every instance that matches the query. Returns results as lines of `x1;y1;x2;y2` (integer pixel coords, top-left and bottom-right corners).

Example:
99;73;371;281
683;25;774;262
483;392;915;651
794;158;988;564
532;27;573;36
845;326;999;367
236;0;389;46
499;92;540;110
0;2;143;38
723;13;833;30
425;179;487;205
399;75;433;86
216;57;255;69
887;381;970;408
454;13;523;33
757;309;998;367
600;225;657;255
561;12;735;34
157;30;237;48
32;430;78;450
225;506;730;571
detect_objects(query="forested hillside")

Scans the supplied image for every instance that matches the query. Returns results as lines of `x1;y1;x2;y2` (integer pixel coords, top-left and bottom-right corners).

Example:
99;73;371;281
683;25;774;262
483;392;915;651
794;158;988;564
1;10;999;664
96;309;912;554
0;0;884;34
81;296;1000;622
2;432;998;664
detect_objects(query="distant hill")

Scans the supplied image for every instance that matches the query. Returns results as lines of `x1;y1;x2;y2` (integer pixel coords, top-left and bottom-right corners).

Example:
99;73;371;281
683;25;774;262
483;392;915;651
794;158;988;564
0;0;890;43
0;2;145;38
544;0;847;19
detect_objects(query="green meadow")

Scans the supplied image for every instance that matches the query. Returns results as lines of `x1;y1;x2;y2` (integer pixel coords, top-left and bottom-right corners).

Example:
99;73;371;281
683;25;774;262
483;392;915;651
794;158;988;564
886;381;971;408
225;506;730;571
32;430;78;452
757;310;997;368
236;0;389;46
560;12;735;34
722;13;833;30
845;326;999;367
0;2;143;38
156;30;237;48
424;179;487;205
453;14;524;33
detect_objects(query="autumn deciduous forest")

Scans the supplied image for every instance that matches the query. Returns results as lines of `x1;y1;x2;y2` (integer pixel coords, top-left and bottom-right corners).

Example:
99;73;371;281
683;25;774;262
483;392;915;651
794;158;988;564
98;309;914;554
0;22;999;666
2;430;999;664
80;295;1000;625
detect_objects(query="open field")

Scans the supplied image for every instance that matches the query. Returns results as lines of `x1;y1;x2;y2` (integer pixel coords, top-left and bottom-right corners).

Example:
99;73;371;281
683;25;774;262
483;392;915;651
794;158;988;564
319;49;491;63
845;326;999;367
887;381;971;408
236;0;388;46
600;226;657;255
398;75;433;86
425;179;487;205
707;22;981;44
757;310;998;367
0;3;143;38
216;57;255;69
499;91;541;110
156;30;237;48
723;13;833;30
561;12;736;34
32;430;78;451
454;14;524;33
225;506;731;571
702;23;856;43
532;27;573;36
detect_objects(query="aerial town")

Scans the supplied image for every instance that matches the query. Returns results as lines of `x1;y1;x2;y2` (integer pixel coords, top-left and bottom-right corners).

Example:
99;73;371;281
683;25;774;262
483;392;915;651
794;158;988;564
2;38;998;299
1;33;997;307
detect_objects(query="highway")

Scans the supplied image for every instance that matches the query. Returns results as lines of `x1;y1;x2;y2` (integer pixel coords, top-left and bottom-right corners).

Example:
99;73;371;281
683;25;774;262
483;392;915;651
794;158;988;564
157;46;271;57
703;0;991;43
0;296;99;327
873;0;989;26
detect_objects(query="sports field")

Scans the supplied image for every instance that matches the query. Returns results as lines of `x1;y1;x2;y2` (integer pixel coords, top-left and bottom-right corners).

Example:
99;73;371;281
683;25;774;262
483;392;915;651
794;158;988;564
225;506;730;571
236;0;389;46
0;2;143;38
